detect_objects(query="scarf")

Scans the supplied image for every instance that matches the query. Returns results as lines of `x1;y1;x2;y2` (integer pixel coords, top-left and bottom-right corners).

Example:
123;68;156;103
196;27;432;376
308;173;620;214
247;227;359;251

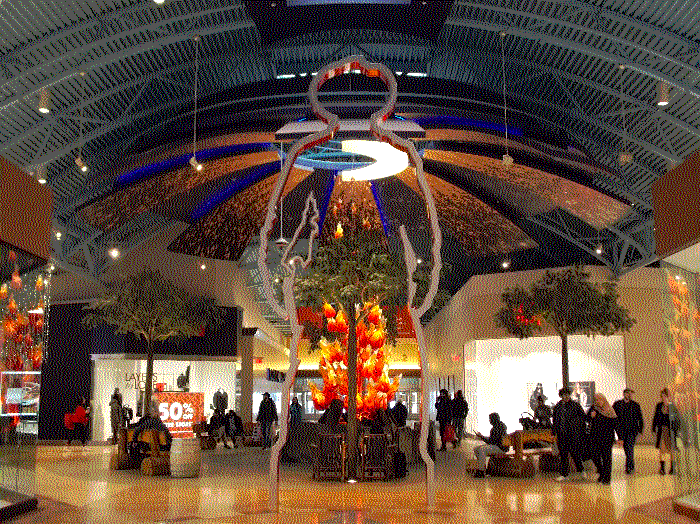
594;393;617;418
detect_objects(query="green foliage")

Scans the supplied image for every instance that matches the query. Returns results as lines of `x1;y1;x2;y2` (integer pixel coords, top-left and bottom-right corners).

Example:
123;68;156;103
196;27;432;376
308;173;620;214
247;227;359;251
82;268;222;344
495;265;636;339
293;199;450;352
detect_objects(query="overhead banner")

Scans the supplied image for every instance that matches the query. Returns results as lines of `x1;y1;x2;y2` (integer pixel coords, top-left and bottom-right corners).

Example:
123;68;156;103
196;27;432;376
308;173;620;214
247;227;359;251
154;392;204;438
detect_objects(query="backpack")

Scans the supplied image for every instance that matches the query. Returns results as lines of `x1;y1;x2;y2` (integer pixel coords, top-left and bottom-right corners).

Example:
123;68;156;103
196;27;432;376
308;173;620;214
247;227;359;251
393;451;407;478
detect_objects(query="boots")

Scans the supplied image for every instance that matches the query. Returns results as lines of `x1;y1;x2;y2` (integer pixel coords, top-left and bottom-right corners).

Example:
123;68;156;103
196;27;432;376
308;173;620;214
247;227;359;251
669;462;674;475
659;461;666;475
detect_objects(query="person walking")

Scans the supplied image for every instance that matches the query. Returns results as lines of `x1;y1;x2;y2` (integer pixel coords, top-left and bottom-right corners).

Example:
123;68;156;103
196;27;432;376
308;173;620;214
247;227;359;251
552;387;586;481
109;389;123;445
391;397;408;427
257;392;278;448
587;393;617;484
435;389;453;451
653;388;674;475
452;390;469;447
612;388;644;474
472;413;509;478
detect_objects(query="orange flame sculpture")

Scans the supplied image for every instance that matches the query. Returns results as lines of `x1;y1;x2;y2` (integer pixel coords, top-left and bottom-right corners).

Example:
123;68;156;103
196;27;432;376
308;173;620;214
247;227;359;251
310;301;401;419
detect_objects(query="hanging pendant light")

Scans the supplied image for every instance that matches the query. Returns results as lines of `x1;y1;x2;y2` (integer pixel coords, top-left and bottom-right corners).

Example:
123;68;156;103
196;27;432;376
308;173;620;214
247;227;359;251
76;72;89;173
619;66;633;166
499;32;513;168
191;35;203;172
38;87;51;114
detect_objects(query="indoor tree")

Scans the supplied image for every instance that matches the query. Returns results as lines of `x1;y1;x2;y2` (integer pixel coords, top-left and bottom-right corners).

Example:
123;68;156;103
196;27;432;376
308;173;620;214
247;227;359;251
82;268;221;416
495;265;635;385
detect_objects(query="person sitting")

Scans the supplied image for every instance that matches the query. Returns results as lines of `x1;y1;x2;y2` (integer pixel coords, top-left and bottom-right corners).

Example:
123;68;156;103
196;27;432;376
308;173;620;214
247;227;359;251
318;399;345;435
225;409;244;448
534;396;553;428
210;409;231;448
472;413;509;478
391;397;408;427
132;412;173;452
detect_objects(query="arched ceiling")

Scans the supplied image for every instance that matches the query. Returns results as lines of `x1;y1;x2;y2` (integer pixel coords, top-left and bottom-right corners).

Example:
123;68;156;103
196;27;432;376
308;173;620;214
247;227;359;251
1;0;699;322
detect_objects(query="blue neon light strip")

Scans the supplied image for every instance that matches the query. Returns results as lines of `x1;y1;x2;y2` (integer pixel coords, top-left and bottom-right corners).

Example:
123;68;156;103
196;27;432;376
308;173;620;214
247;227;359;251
190;160;280;223
115;143;272;188
370;181;390;238
412;116;523;137
318;171;337;231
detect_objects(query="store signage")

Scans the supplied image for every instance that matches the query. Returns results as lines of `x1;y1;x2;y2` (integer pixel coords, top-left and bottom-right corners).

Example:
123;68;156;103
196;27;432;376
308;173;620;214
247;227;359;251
153;392;203;438
124;372;175;391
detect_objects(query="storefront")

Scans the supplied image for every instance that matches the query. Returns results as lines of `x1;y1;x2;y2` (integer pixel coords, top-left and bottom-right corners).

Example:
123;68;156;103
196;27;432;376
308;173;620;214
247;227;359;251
91;355;238;441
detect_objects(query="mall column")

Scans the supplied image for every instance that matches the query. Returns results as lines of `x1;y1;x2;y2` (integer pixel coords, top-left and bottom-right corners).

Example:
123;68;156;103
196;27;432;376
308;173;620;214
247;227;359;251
239;334;254;427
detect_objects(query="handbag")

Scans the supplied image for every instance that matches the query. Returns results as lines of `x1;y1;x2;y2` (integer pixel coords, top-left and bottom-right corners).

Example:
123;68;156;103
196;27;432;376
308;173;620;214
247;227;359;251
444;423;456;442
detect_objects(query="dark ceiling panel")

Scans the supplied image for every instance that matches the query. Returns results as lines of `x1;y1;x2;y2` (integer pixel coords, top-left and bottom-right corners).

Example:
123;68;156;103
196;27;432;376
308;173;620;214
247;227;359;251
244;0;454;45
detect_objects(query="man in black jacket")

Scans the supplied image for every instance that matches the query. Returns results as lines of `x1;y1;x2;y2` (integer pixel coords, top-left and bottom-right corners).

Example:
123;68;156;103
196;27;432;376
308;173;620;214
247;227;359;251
435;389;452;451
552;387;586;481
612;388;644;474
391;397;408;427
472;412;508;478
257;392;278;448
452;390;469;447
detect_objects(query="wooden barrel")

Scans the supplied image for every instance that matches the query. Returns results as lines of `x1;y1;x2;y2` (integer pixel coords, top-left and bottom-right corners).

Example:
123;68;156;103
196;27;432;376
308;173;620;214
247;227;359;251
170;438;202;478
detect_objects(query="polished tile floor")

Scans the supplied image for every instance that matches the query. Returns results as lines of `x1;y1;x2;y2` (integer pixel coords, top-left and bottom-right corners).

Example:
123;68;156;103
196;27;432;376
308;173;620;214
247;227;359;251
10;442;680;524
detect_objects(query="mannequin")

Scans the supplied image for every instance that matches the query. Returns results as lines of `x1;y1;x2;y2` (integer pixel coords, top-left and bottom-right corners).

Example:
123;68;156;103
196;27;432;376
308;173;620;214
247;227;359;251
213;388;228;413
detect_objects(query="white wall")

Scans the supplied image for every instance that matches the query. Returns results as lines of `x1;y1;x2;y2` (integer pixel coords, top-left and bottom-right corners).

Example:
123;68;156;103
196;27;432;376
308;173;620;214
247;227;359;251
91;358;237;441
473;335;625;433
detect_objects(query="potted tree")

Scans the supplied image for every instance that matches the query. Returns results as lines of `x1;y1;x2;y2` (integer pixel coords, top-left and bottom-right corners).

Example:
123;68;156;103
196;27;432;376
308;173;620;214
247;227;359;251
495;266;635;385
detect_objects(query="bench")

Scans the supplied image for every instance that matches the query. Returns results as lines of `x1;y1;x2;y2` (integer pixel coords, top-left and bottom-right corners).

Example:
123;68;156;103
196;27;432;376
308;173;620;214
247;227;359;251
110;428;170;476
484;429;556;478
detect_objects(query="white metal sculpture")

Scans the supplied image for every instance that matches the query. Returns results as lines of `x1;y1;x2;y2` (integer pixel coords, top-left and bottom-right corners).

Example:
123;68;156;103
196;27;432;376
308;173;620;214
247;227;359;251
257;55;442;511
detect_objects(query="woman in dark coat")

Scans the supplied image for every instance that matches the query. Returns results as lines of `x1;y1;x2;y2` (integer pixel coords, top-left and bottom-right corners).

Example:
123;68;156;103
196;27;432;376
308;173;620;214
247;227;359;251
587;393;617;484
653;388;674;475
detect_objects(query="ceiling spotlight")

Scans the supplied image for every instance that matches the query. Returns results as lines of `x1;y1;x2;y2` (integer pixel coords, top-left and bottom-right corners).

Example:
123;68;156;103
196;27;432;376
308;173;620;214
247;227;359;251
108;247;120;259
154;0;165;3
656;81;670;106
48;264;55;272
619;151;633;165
501;260;511;269
675;275;681;280
416;258;422;264
75;156;89;172
200;263;206;270
618;64;626;70
55;231;62;240
274;278;280;284
595;245;603;255
502;153;514;167
189;156;203;171
38;87;50;114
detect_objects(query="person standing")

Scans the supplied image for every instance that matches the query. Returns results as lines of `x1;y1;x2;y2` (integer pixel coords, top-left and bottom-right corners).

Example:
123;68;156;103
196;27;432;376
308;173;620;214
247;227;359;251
451;390;469;447
653;388;674;475
472;413;508;478
612;388;644;474
289;397;303;426
109;389;123;445
552;387;586;481
391;397;408;427
435;389;452;451
587;393;617;484
68;397;90;446
257;392;278;448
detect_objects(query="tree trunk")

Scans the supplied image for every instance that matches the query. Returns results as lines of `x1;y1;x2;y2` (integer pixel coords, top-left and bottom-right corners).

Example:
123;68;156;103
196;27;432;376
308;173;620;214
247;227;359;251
144;337;154;417
347;306;358;480
561;334;569;387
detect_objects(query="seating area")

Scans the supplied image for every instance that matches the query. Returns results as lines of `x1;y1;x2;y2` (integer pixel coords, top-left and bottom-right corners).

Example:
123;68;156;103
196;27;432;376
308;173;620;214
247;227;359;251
109;428;171;476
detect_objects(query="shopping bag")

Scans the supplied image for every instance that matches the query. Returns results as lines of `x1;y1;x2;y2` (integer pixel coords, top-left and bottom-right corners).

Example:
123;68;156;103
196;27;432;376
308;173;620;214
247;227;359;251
444;423;456;442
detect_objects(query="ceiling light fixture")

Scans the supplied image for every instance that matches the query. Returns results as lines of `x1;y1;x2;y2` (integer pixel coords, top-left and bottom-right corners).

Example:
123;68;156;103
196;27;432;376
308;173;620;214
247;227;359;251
76;71;89;173
595;244;603;255
75;156;88;172
340;140;409;181
275;147;289;250
35;165;47;184
406;72;427;77
501;260;510;269
499;32;513;168
276;74;295;79
416;258;422;264
55;231;62;240
656;81;670;106
675;275;681;281
108;247;121;259
619;66;632;166
200;263;206;270
38;87;50;114
154;0;165;4
191;35;203;172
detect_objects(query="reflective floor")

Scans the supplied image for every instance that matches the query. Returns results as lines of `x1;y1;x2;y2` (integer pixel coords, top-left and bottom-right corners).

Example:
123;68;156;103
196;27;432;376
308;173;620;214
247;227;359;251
8;443;681;524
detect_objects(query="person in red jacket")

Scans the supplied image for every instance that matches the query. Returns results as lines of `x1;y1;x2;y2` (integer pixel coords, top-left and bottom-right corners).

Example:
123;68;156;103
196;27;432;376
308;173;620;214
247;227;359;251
67;397;90;446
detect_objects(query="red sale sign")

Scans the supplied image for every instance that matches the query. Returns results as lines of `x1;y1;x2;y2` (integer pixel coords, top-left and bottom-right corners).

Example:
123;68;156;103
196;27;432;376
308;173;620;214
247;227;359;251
154;392;204;438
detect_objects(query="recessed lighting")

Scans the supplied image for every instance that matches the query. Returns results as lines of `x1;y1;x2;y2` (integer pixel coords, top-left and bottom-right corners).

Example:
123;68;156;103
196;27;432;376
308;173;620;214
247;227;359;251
108;247;120;259
595;244;603;255
200;263;206;270
55;231;62;239
501;260;510;269
395;71;403;76
48;264;55;272
154;0;165;4
406;72;427;77
675;275;681;280
38;177;47;184
347;479;357;484
274;278;280;283
416;258;422;264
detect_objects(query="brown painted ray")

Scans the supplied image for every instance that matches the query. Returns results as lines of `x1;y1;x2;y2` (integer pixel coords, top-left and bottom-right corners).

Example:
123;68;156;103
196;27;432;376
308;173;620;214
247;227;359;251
424;149;629;229
394;167;537;256
168;166;312;261
81;150;280;231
